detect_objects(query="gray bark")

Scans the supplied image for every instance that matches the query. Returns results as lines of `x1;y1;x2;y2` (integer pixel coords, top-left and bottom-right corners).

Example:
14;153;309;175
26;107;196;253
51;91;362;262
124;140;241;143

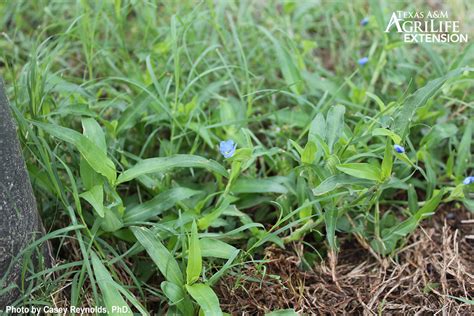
0;78;49;307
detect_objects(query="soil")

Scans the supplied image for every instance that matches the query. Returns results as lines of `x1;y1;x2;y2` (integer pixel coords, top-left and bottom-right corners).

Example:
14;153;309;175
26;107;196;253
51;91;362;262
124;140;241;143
216;205;474;315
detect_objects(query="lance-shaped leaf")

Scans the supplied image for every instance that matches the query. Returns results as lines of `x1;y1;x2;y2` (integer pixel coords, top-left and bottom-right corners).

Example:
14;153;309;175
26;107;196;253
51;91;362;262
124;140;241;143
117;155;228;184
131;226;184;286
34;122;116;184
336;163;381;181
185;284;223;316
391;68;464;139
186;221;202;285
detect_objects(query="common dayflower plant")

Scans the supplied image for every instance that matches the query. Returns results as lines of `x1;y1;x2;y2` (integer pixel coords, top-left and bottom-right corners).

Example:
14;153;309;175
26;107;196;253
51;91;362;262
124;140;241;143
219;139;237;158
394;144;405;153
282;103;450;258
360;17;369;26
463;176;474;185
358;57;369;66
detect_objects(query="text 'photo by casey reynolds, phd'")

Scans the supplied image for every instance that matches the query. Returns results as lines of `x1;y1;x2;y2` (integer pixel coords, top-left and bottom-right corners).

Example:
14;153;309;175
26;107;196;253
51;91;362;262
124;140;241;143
3;305;131;314
385;10;469;43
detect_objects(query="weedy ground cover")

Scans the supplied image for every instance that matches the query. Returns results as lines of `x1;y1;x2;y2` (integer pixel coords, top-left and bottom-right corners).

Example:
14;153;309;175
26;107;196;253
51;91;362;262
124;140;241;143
0;0;473;314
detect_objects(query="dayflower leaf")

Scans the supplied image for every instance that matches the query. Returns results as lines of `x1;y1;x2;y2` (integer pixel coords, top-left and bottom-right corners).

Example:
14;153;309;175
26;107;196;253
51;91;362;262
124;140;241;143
336;163;381;181
117;155;228;184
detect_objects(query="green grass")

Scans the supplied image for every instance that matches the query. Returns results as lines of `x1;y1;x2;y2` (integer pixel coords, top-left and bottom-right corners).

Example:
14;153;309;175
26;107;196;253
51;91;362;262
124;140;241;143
0;0;473;314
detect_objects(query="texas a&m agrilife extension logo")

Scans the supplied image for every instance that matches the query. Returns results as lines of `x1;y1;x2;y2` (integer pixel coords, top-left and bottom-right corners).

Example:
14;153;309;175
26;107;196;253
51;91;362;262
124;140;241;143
385;11;469;43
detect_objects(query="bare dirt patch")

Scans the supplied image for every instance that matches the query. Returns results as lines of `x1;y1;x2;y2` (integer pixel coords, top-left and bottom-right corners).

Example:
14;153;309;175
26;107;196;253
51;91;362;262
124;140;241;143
217;205;474;315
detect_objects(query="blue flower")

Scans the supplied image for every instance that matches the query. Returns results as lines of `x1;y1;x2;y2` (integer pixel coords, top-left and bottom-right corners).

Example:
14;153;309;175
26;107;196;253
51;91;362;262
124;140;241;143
358;57;369;66
394;144;405;153
360;17;369;26
219;140;237;158
463;176;474;185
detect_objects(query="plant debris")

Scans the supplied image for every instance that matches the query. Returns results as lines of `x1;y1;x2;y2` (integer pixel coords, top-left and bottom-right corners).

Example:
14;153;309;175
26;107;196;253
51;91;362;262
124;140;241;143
217;206;474;315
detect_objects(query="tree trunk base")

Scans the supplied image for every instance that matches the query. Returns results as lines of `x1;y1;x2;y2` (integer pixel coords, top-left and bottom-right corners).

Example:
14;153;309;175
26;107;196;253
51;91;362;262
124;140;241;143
0;78;51;308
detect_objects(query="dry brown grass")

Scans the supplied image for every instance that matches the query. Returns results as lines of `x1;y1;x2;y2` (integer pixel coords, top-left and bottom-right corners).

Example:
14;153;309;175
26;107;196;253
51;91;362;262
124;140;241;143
217;206;474;315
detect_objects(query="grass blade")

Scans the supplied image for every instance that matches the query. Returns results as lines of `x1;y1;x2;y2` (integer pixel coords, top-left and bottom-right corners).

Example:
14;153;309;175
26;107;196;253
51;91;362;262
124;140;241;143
258;27;303;95
91;252;132;315
266;310;298;316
